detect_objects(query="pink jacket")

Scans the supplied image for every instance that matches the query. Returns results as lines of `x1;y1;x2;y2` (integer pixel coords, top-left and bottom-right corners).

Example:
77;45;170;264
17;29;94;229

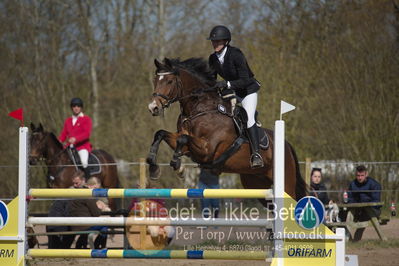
59;115;92;152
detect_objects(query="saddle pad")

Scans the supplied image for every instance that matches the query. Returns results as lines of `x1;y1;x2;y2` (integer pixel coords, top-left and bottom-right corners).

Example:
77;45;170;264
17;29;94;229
232;117;269;150
88;153;101;175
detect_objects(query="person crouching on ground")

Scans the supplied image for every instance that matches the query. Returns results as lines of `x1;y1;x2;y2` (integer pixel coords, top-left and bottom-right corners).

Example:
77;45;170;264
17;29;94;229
86;177;110;249
66;180;101;249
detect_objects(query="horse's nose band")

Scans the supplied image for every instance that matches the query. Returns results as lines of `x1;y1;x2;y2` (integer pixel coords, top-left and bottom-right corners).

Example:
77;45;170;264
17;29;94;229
156;72;174;76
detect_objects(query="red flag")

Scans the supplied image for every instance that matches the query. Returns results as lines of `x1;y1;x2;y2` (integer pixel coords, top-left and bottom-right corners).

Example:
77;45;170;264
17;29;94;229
8;108;24;126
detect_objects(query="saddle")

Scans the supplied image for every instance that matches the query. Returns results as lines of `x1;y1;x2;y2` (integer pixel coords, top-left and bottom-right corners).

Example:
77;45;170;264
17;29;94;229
201;104;269;169
67;147;102;175
217;104;269;149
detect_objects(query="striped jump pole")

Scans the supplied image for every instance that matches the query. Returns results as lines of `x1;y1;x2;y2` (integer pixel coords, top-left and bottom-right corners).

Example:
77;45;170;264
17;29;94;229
28;249;267;260
1;104;357;266
29;188;273;199
28;217;273;228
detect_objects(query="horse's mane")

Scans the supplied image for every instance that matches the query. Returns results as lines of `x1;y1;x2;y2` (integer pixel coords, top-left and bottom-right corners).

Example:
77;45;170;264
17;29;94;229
48;132;64;150
169;58;216;86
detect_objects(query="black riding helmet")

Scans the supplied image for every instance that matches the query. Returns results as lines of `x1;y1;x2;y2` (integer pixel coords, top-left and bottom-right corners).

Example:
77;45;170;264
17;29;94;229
207;25;231;42
70;97;83;108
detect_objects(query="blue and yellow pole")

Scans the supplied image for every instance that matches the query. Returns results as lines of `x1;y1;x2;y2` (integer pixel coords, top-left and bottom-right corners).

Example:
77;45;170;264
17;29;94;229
29;188;273;199
28;249;267;260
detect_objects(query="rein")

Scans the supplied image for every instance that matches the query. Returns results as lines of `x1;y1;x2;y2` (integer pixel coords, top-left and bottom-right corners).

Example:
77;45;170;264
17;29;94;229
31;132;65;165
154;71;217;108
47;148;68;168
47;147;81;182
152;92;177;108
179;87;231;126
181;109;220;125
154;72;227;126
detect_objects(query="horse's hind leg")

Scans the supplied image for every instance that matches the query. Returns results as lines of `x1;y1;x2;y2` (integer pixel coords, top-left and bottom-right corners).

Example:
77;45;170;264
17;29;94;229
147;130;179;180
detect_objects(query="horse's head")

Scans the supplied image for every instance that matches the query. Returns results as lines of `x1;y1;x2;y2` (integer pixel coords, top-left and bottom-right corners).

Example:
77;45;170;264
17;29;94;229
148;58;181;116
29;123;48;165
149;57;217;116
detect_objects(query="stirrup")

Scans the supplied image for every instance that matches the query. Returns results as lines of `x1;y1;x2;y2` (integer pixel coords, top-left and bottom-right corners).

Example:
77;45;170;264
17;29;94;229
250;153;264;168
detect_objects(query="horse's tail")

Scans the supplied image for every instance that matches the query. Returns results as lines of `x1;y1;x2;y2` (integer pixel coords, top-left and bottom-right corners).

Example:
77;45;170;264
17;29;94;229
288;142;308;201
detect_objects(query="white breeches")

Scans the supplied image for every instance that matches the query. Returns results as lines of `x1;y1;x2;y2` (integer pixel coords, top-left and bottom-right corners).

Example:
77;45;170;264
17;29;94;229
147;225;175;238
78;149;89;168
241;92;258;128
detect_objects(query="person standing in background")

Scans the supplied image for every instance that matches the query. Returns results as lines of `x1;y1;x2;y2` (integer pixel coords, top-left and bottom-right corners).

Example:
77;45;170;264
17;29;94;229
309;168;330;205
198;169;220;219
347;165;382;215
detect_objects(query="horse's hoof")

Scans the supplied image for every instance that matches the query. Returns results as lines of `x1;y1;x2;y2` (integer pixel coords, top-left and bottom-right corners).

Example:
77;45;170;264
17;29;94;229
170;159;181;171
177;166;186;179
149;164;161;180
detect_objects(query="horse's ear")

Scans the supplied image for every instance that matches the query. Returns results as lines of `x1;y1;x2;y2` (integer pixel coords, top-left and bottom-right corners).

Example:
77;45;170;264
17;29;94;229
38;123;43;132
154;58;164;70
30;123;36;131
164;58;173;68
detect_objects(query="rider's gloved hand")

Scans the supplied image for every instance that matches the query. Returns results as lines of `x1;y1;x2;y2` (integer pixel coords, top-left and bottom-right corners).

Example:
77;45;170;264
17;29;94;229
67;137;76;144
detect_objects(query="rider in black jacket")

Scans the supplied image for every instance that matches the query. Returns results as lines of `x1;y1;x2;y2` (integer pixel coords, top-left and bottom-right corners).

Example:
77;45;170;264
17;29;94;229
208;25;263;168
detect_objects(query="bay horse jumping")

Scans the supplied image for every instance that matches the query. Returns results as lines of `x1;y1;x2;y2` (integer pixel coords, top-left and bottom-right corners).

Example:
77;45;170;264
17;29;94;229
147;58;307;203
29;123;119;209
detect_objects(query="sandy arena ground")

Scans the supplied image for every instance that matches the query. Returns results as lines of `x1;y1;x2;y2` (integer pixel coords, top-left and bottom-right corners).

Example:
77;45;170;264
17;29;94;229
28;218;399;266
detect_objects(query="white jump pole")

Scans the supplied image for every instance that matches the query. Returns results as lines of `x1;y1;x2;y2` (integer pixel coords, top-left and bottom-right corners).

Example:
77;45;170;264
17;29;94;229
28;217;273;227
274;120;285;266
273;101;296;266
18;127;29;266
335;227;345;265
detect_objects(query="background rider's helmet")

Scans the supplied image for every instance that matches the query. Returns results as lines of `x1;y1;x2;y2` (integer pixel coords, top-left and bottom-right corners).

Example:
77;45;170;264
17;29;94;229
207;25;231;42
70;97;84;108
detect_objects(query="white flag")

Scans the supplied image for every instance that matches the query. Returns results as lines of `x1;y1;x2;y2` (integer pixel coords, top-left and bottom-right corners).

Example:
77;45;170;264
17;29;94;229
280;101;296;119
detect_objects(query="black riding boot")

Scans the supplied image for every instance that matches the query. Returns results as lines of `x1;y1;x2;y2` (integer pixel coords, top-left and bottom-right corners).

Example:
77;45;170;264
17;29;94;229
83;167;91;181
247;125;264;168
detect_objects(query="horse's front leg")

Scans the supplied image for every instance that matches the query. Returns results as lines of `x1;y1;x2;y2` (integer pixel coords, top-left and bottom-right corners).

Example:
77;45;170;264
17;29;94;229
170;134;190;171
147;130;179;180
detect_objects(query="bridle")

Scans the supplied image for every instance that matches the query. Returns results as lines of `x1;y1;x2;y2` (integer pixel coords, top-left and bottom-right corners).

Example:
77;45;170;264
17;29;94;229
30;132;49;162
152;71;182;109
152;69;232;134
153;71;217;110
30;131;67;165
